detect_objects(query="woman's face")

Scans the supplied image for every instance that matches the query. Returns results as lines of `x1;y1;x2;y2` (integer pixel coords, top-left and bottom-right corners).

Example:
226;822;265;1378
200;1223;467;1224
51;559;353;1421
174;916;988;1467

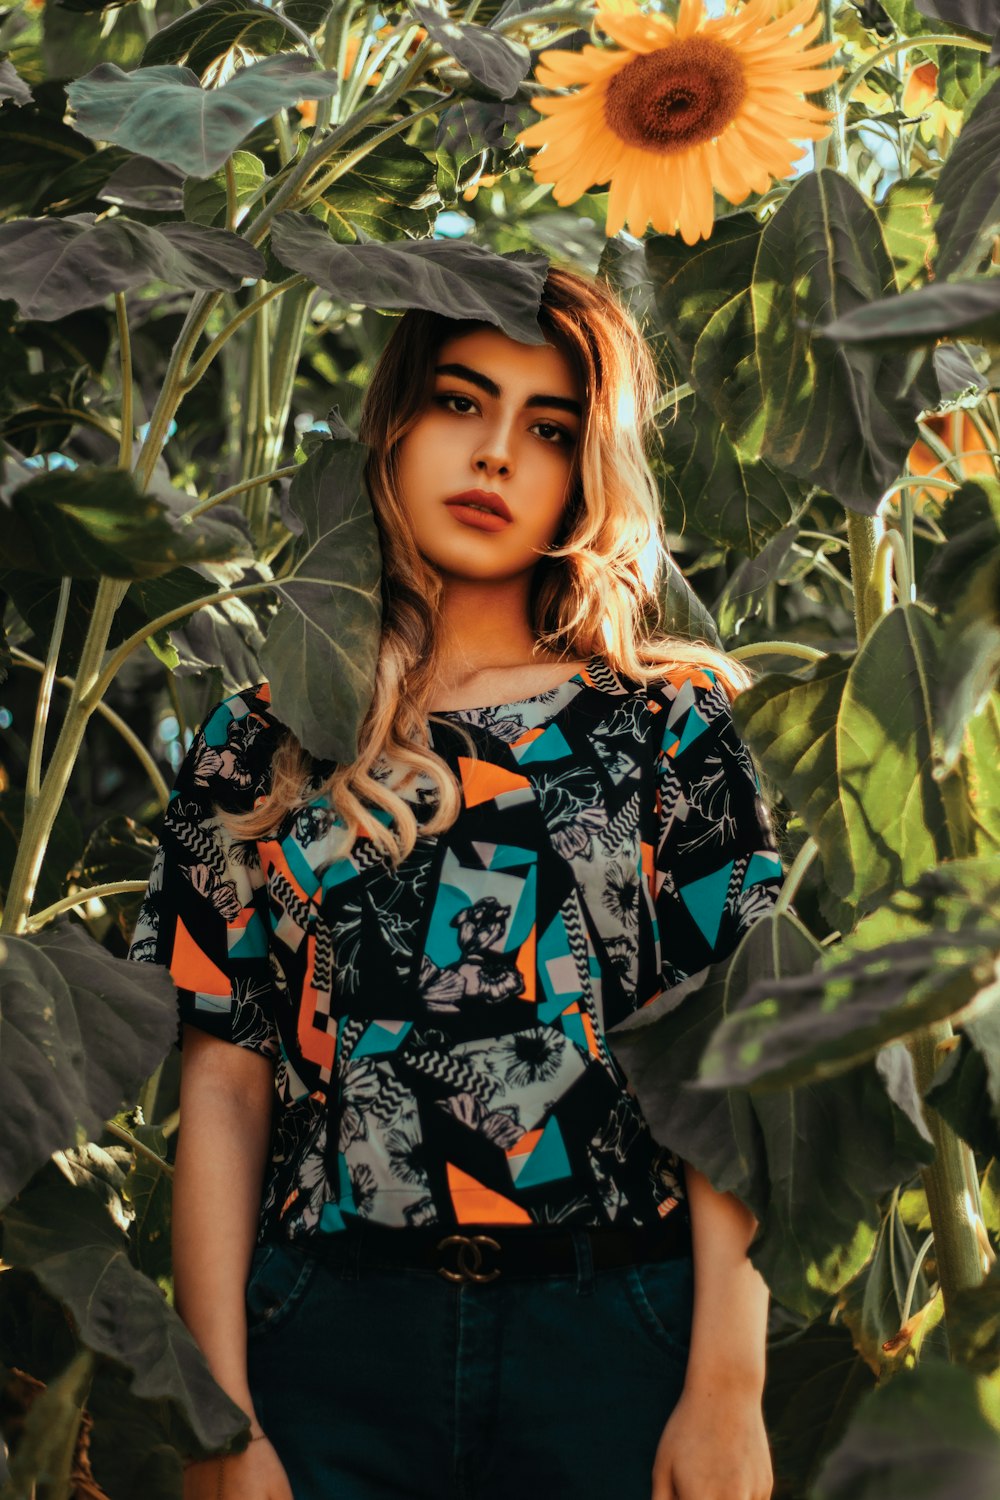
394;326;583;583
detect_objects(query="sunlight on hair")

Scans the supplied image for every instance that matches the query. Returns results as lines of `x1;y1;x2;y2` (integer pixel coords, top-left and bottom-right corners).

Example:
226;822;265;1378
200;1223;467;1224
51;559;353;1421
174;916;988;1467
601;614;614;648
637;533;660;592
616;384;636;431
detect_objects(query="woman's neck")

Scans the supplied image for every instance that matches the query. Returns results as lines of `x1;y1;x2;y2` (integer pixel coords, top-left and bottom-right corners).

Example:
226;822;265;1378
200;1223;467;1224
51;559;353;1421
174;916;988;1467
427;572;578;707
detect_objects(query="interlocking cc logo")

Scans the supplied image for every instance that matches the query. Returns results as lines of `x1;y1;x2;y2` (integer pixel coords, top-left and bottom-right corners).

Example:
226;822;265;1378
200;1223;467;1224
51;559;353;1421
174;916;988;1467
436;1233;501;1283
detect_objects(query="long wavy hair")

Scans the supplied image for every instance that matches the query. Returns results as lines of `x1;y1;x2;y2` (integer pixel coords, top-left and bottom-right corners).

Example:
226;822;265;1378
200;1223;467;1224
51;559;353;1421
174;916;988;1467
224;263;750;865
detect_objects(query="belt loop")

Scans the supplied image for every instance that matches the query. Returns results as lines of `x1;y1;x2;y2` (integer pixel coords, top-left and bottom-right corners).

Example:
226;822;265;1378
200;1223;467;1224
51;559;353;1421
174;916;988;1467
571;1230;595;1296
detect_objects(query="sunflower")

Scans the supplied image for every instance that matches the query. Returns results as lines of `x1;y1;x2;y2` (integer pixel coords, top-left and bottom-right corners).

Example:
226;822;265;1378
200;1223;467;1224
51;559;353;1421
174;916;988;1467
517;0;842;245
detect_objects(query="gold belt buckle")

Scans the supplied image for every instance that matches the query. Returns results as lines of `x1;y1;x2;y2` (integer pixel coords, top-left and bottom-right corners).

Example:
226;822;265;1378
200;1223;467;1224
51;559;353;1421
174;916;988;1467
436;1233;501;1283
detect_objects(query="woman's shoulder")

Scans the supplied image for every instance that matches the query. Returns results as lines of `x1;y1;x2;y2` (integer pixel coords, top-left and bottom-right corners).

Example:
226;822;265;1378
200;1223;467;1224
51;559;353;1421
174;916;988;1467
176;679;284;812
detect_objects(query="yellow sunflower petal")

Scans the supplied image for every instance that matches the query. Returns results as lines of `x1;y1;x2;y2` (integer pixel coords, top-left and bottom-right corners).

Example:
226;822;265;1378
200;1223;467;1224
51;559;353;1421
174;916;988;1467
596;9;675;54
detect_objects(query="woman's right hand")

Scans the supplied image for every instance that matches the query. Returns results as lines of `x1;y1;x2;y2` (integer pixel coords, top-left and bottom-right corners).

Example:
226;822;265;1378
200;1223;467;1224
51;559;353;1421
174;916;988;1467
183;1437;294;1500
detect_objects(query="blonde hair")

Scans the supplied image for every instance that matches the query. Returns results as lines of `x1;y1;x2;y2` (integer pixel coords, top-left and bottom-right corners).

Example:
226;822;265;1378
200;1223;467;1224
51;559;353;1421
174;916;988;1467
224;264;749;865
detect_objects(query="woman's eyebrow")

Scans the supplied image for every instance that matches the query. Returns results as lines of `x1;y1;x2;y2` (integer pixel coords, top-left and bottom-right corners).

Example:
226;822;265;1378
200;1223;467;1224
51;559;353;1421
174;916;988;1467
434;361;582;417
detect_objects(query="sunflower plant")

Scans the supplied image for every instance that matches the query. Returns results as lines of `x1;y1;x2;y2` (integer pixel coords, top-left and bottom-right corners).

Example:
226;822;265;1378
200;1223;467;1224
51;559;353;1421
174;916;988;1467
0;0;999;1494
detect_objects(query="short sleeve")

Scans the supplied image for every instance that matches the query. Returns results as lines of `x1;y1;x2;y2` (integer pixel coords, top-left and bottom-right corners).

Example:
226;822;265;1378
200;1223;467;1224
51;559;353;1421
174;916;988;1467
126;686;281;1059
652;669;784;992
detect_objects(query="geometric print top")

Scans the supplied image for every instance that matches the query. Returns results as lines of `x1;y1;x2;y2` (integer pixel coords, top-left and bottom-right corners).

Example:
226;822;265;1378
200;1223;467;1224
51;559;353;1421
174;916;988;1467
127;655;784;1247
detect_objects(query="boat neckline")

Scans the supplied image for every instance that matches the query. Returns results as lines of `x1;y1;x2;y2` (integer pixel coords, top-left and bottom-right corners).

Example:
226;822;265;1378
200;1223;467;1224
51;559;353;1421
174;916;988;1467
426;655;602;717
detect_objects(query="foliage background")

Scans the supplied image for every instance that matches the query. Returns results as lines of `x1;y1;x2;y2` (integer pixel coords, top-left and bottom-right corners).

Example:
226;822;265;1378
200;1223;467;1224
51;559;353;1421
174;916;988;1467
0;0;999;1494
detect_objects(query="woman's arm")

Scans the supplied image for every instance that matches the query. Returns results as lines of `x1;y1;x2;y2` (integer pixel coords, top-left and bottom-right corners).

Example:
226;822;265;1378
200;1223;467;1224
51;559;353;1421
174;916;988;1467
650;1164;773;1500
175;1027;298;1499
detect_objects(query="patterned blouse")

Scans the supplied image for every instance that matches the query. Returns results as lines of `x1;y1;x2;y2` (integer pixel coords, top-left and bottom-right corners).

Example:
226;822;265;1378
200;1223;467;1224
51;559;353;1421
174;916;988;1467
128;656;783;1245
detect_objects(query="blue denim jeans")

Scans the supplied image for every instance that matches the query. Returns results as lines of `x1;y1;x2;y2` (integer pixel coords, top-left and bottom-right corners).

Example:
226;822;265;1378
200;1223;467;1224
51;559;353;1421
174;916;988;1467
245;1235;694;1500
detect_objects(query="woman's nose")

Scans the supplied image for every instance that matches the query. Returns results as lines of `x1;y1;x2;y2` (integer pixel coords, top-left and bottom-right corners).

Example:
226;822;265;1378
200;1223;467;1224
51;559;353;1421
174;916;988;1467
473;417;515;475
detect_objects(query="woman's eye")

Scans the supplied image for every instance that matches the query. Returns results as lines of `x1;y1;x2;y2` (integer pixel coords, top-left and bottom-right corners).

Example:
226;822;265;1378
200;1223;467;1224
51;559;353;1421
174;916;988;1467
534;421;571;445
437;393;476;414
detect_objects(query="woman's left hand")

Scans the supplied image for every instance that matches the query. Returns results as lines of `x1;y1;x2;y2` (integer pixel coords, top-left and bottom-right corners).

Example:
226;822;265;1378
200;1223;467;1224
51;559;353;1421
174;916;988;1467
650;1385;773;1500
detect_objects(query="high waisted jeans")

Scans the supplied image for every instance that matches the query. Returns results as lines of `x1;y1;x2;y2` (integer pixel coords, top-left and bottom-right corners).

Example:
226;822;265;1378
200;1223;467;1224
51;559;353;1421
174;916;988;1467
245;1234;694;1500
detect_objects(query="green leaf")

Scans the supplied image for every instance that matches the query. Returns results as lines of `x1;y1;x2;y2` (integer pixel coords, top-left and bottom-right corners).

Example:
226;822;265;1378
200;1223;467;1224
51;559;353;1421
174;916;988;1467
321;130;440;244
926;1025;1000;1157
118;564;268;689
0;215;264;321
0;921;176;1209
728;919;933;1317
0;59;33;107
836;1206;931;1374
0;791;83;912
260;435;382;762
877;176;938;290
659;562;722;649
821;277;1000;349
646;212;762;383
937;565;1000;771
66;53;346;179
183;150;264;227
813;1362;1000;1500
270;212;548;343
699;859;1000;1089
0;96;93;218
911;0;995;32
125;1124;173;1282
838;603;958;908
100;154;187;213
752;170;929;513
0;465;249;579
712;524;802;641
948;1257;1000;1374
142;0;331;74
72;816;159;946
764;1320;873;1500
934;76;1000;278
654;403;809;556
608;914;931;1316
731;651;853;878
411;1;530;99
2;1161;249;1451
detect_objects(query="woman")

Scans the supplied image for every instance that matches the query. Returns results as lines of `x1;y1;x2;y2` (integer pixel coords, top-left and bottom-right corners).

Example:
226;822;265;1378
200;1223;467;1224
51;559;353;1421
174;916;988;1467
128;264;782;1500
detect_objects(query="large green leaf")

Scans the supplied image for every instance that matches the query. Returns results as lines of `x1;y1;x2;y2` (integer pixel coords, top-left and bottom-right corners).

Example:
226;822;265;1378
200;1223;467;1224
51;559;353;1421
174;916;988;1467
2;1160;250;1452
182;150;264;227
813;1362;1000;1500
926;1023;1000;1157
821;277;1000;349
645;212;762;387
699;860;1000;1089
270;212;548;343
0;215;264;322
0;59;32;107
142;0;331;73
0;465;250;579
877;176;938;290
752;170;929;513
260;435;382;763
117;563;268;688
764;1320;873;1500
321;130;440;243
66;53;346;179
0;94;93;218
948;1258;1000;1373
608;914;931;1316
713;524;802;641
732;652;853;879
101;154;187;213
838;604;957;908
934;77;1000;278
0;922;176;1209
411;1;530;99
660;560;722;648
655;402;809;557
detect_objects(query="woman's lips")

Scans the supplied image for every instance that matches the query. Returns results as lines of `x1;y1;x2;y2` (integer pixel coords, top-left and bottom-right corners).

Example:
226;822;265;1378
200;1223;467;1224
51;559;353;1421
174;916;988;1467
443;502;512;533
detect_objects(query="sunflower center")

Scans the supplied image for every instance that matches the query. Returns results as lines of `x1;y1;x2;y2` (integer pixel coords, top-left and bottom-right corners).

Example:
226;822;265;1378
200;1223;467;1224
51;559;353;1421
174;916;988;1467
604;37;747;154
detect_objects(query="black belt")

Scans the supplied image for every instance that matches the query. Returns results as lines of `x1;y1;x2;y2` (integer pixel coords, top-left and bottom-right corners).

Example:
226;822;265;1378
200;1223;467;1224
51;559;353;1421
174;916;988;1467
302;1215;692;1284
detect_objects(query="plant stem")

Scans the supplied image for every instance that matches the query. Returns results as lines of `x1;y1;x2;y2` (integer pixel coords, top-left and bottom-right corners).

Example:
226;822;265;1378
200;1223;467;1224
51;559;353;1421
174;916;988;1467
817;0;846;171
2;580;125;934
909;1024;989;1318
839;33;991;106
115;292;133;470
180;277;309;393
24;577;71;818
183;464;301;521
774;836;819;913
845;509;887;644
10;647;169;806
728;640;829;663
105;1119;174;1176
26;880;151;931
